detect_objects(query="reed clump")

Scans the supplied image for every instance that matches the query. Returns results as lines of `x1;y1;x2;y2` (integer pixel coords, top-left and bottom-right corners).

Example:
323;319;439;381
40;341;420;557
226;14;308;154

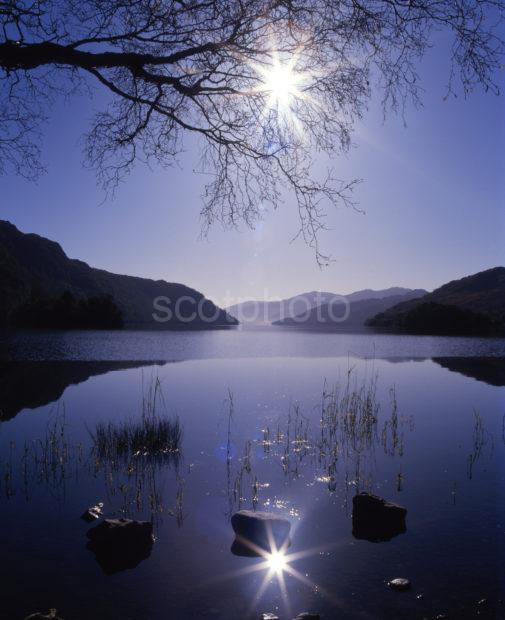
90;377;181;466
91;415;181;463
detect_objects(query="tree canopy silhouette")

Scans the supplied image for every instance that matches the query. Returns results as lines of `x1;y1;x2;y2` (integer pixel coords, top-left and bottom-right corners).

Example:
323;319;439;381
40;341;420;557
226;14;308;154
1;0;503;261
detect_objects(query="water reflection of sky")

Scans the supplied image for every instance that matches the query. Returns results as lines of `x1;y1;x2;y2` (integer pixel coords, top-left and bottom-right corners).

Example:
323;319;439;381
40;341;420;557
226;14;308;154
1;326;505;361
0;356;503;619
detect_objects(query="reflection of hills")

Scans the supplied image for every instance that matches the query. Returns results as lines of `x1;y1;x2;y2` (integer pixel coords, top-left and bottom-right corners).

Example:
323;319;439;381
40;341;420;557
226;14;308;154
433;357;505;386
0;361;166;420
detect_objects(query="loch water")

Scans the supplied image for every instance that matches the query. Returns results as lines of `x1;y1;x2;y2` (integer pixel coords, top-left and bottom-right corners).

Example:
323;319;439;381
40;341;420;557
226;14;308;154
0;328;504;619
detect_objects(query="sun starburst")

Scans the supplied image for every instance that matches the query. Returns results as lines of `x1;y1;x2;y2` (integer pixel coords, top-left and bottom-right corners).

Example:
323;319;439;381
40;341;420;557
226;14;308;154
250;49;313;130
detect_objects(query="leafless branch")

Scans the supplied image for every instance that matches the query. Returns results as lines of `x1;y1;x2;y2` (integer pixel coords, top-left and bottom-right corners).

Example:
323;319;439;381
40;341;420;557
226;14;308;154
1;0;503;262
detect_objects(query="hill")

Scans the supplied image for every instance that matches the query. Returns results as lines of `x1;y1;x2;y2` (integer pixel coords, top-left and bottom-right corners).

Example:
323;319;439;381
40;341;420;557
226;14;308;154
273;290;426;330
0;221;236;329
367;268;505;335
227;287;424;324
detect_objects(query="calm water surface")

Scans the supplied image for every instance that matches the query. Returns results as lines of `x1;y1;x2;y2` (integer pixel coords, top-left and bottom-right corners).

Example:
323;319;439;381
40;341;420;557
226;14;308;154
1;325;505;360
0;329;504;619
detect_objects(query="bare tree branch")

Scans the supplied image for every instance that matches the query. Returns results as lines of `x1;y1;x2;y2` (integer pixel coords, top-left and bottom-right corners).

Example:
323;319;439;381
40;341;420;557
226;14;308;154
1;0;503;262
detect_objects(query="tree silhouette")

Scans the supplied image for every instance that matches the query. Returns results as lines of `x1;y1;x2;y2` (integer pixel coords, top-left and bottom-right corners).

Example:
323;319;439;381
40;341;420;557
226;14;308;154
12;291;124;329
1;0;503;261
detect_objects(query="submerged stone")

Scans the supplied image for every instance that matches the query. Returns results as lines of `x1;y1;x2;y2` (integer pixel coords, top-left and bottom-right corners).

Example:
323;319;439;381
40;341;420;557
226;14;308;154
231;510;291;556
25;611;63;620
86;518;154;575
352;492;407;542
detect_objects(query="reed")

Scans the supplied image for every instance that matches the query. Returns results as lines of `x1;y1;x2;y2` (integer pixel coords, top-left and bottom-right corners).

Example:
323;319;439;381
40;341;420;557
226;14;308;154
226;369;413;512
91;415;181;463
90;377;181;465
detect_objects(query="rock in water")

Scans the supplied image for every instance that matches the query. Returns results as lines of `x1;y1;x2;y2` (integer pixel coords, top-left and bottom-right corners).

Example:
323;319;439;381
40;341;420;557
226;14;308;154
261;614;280;620
81;502;104;522
231;510;291;556
25;611;63;620
86;518;154;574
352;492;407;542
292;614;320;620
388;577;411;591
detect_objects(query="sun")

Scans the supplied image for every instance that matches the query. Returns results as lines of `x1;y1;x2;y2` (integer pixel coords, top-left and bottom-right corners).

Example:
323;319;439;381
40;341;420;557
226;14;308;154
260;59;304;109
252;51;309;117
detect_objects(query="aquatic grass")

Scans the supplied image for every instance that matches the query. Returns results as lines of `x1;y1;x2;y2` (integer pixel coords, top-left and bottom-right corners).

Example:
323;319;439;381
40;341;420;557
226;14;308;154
90;375;182;466
226;369;414;512
91;414;182;464
1;405;84;501
89;375;183;523
0;375;184;524
467;409;493;479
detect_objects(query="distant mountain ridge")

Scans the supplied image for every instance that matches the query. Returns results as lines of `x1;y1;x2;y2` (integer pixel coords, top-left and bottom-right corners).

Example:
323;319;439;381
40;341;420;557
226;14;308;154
273;290;427;330
227;287;425;324
367;267;505;335
0;221;236;328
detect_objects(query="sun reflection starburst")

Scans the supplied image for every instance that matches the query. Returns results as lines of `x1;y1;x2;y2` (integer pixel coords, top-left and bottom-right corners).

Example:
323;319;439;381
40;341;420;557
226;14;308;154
266;550;288;574
204;525;345;618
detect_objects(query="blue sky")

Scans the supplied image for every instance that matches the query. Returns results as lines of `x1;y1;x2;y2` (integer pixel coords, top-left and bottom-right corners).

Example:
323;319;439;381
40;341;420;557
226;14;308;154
1;41;504;307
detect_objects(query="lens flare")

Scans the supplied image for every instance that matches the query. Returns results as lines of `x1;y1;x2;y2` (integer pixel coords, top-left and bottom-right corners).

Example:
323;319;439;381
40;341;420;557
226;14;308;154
267;550;288;574
250;48;313;131
259;58;304;110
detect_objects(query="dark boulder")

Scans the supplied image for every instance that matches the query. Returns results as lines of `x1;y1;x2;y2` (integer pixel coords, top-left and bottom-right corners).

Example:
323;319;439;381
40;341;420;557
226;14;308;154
352;492;407;542
231;510;291;556
86;518;154;574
